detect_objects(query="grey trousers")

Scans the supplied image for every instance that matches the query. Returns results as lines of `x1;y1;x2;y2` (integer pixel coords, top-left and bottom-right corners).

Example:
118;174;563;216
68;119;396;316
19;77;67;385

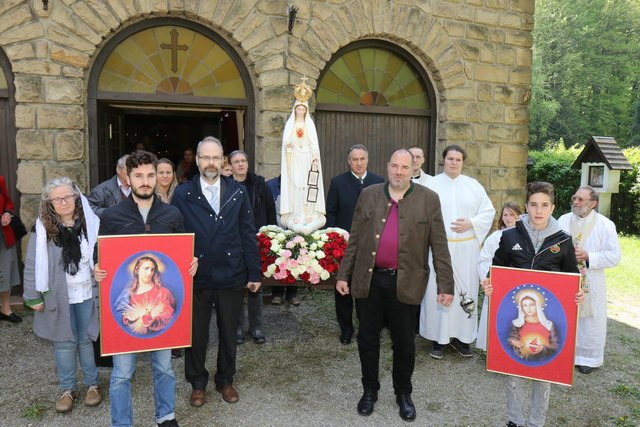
505;376;550;427
237;289;263;333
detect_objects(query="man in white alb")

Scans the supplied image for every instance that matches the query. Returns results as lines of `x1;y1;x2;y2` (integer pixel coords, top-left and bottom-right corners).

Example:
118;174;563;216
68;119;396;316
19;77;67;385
419;145;495;359
558;186;621;374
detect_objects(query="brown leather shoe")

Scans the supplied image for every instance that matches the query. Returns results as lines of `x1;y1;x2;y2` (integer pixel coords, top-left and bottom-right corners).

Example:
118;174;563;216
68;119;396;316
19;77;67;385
55;389;77;413
189;389;206;407
216;384;239;403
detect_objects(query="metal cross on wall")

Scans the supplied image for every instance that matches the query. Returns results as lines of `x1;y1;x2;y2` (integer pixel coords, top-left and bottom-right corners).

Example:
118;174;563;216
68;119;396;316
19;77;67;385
160;29;188;73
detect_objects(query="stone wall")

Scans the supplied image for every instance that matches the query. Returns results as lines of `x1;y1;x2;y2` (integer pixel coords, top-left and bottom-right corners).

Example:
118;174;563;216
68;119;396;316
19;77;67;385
0;0;534;225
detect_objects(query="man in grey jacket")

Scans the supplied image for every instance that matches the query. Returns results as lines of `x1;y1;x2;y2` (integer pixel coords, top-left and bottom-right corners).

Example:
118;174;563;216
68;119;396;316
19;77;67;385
87;155;130;217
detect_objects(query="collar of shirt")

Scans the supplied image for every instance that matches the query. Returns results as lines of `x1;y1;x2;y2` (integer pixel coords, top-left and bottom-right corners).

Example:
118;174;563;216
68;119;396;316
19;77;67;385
117;177;131;195
383;181;414;200
200;176;221;195
351;171;367;182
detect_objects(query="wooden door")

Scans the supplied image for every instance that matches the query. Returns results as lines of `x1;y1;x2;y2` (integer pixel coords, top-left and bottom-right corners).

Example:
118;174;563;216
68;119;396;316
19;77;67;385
96;104;125;186
315;110;431;193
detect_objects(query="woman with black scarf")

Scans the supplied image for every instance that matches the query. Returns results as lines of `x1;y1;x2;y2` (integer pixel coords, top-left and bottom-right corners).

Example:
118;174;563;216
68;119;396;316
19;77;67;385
23;177;102;414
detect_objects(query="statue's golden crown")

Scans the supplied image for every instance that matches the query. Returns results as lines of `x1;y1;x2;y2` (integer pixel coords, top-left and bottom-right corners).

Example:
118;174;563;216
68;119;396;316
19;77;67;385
294;76;313;103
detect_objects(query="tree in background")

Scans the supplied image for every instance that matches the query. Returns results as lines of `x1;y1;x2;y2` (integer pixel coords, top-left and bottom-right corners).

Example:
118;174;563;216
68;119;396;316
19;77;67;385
530;0;640;149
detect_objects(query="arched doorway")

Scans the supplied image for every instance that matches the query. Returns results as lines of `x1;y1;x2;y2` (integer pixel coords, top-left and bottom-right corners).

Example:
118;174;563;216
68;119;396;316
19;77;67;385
0;48;18;208
315;41;436;188
88;18;254;187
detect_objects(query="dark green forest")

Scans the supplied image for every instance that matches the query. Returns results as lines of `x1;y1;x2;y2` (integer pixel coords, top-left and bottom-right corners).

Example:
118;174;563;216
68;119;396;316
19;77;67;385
529;0;640;149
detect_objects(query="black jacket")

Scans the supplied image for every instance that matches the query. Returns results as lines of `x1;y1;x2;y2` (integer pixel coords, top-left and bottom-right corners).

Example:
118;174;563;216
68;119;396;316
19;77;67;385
99;193;185;236
326;171;385;231
171;175;261;290
492;220;579;273
238;172;277;228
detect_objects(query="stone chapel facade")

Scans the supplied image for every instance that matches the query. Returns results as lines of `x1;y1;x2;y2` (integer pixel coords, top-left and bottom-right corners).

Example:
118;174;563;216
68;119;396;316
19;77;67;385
0;0;533;226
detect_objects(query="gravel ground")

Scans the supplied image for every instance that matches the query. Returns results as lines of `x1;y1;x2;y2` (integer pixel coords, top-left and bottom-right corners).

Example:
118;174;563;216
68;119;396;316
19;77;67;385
0;288;638;427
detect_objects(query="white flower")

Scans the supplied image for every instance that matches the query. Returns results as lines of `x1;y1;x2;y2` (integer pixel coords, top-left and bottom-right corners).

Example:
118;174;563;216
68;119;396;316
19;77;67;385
315;251;326;259
271;242;281;252
276;233;286;241
320;270;330;280
310;243;318;251
267;264;277;274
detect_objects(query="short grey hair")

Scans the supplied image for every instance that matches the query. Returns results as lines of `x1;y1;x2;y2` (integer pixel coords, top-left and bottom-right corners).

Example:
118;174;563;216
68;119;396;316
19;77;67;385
348;144;368;158
197;136;223;154
228;150;248;162
116;154;129;171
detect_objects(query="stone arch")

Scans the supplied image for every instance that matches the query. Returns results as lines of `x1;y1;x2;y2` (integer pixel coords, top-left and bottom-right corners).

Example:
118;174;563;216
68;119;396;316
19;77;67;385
301;1;467;95
86;16;256;187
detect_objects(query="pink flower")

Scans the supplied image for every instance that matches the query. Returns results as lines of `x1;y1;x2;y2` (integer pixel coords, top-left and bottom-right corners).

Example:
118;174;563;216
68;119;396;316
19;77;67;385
293;235;305;244
286;241;295;249
281;249;292;258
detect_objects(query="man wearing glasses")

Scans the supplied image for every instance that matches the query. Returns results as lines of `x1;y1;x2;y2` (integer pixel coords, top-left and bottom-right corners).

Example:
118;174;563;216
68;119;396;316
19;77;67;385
171;137;261;408
558;186;621;375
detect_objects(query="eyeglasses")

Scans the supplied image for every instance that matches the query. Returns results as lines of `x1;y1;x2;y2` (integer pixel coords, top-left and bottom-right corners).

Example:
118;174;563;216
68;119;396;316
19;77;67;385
198;155;222;162
50;195;76;206
571;196;594;202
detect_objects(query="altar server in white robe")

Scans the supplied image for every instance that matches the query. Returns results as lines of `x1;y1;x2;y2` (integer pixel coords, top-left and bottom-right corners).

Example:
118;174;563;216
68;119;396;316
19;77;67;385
420;145;495;359
558;186;621;374
476;201;522;351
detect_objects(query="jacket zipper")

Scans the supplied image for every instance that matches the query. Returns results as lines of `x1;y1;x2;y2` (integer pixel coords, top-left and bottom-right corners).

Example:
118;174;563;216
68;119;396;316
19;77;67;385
219;188;242;213
530;235;571;269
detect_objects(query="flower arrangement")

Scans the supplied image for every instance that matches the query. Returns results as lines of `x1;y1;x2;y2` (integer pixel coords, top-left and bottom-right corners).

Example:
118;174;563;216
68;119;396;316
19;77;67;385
256;225;349;285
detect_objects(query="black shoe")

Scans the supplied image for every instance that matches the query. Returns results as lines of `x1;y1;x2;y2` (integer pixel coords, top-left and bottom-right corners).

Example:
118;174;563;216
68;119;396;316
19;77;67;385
357;389;377;416
450;338;473;358
507;421;524;427
340;330;354;345
158;418;179;427
236;330;245;345
171;349;183;359
430;342;444;359
576;365;595;374
396;393;416;422
251;329;266;344
0;312;22;323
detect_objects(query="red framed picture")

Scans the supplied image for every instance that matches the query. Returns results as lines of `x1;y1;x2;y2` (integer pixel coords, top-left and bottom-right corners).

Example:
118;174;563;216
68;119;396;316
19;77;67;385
486;266;581;386
98;234;194;356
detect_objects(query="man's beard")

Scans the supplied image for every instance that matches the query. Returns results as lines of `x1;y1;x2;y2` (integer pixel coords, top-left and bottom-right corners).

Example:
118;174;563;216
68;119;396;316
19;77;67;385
572;205;591;217
132;186;154;200
202;167;219;180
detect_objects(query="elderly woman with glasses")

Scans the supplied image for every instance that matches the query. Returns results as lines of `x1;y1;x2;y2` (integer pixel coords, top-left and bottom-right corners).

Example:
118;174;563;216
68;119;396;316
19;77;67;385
23;177;103;413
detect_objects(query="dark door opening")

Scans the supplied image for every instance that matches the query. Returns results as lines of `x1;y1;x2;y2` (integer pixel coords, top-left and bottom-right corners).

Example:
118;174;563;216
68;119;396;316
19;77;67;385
96;102;244;184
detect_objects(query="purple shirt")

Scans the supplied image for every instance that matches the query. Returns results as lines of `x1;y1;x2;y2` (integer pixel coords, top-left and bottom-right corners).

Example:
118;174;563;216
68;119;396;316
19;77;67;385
374;198;399;269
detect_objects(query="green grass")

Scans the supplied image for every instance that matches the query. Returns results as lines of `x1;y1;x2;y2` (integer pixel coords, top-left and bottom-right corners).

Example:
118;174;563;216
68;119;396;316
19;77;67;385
21;403;46;420
606;235;640;298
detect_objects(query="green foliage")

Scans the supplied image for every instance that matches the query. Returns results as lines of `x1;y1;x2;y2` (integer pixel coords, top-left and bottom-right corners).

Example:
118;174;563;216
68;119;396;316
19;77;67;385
530;0;640;149
527;143;581;216
21;403;46;420
610;147;640;234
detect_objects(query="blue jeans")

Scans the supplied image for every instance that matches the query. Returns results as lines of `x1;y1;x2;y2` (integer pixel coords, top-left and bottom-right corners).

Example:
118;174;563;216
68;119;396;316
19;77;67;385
110;349;176;427
53;298;98;391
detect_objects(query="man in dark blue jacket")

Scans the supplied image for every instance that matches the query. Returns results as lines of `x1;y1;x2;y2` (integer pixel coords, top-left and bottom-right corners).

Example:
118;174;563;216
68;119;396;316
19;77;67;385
171;137;261;408
326;144;384;344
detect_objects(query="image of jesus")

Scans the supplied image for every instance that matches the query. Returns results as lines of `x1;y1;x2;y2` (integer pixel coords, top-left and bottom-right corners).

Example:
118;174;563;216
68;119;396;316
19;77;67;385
115;256;176;336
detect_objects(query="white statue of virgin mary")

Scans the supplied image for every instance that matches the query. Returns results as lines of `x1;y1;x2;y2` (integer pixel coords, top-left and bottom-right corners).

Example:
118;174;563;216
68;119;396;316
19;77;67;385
279;77;326;234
